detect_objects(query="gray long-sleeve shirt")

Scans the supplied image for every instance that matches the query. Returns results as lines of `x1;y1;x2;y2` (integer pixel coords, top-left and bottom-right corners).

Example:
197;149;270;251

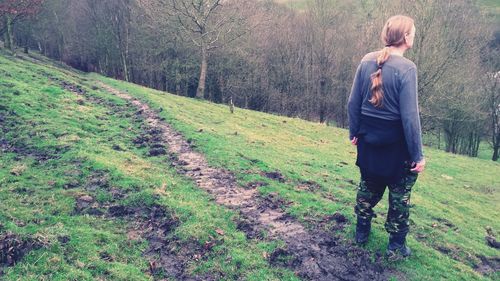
348;51;424;163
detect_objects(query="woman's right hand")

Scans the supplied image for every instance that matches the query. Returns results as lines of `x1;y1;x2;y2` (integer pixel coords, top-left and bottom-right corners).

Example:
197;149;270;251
351;137;358;146
411;158;426;173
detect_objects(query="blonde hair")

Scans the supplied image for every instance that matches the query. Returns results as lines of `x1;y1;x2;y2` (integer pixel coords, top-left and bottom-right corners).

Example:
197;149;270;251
370;15;414;108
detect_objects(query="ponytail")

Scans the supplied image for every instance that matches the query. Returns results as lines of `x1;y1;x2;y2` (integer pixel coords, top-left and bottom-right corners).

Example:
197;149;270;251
370;15;414;108
369;46;391;108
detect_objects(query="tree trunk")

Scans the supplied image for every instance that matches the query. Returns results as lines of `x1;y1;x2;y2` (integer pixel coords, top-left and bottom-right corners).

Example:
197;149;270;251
123;23;130;82
492;108;499;161
4;15;13;51
438;127;441;150
121;51;129;82
493;132;500;161
196;47;208;99
318;77;325;123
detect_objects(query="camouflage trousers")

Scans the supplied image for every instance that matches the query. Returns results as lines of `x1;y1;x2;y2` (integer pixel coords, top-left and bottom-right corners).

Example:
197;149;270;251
354;170;418;234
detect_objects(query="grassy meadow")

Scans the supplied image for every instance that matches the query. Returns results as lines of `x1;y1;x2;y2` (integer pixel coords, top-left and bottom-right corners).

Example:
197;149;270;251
0;50;498;281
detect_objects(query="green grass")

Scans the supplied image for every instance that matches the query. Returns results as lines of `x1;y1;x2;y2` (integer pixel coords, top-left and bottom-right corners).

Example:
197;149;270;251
0;52;299;280
478;0;500;20
1;49;499;280
93;72;499;281
422;132;497;162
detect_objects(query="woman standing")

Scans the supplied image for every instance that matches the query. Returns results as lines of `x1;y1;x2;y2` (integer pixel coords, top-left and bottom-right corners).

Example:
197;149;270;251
347;15;426;259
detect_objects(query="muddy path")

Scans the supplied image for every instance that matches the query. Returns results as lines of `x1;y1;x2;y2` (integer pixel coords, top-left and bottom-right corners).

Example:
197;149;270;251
98;82;404;281
54;81;219;280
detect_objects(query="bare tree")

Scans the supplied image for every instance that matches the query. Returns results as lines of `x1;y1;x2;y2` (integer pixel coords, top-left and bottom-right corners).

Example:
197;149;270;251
169;0;249;98
489;85;500;162
481;71;500;160
305;0;337;123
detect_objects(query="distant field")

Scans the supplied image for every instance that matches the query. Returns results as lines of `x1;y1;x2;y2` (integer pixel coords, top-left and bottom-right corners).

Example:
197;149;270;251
275;0;500;19
479;0;500;18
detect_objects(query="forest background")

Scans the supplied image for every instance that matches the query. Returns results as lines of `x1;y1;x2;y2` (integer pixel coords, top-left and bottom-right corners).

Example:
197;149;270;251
1;0;499;160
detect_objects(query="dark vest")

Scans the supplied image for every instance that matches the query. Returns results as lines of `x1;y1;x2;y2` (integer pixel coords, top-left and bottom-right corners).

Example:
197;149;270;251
356;114;411;184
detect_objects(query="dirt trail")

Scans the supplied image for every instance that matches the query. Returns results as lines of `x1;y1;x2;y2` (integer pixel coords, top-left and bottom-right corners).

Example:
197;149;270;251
98;82;404;281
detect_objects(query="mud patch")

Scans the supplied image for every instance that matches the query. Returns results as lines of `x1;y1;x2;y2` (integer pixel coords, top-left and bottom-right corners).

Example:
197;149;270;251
85;170;110;192
263;171;286;183
133;125;169;157
114;204;219;280
0;233;41;271
325;212;348;225
474;255;500;275
61;81;87;95
147;237;219;281
431;217;458;231
245;181;268;189
485;226;500;249
63;179;81;189
259;192;292;210
74;194;104;216
435;245;452;255
236;217;264;240
149;147;167;156
297;180;322;192
485;236;500;249
270;231;393;281
430;242;499;276
434;244;463;261
70;169;118;216
303;212;348;233
112;144;125;151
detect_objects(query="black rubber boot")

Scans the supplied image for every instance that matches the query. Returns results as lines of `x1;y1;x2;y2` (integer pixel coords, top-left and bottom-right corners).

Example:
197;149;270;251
386;233;411;260
355;217;371;244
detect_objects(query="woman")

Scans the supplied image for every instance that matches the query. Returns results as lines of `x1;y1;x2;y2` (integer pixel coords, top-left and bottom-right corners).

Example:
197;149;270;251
347;15;426;259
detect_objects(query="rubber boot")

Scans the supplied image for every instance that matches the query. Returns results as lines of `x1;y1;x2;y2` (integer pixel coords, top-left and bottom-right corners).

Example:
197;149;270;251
355;217;371;244
386;233;411;260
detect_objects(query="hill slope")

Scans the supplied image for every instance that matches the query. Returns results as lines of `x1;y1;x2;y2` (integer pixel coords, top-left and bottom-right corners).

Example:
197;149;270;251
0;51;498;280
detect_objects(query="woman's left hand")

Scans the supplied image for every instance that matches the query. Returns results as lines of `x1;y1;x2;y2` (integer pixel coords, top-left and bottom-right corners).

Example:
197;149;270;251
411;158;426;173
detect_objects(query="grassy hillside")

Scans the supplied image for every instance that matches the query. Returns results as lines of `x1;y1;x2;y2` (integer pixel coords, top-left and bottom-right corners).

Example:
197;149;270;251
1;51;499;281
0;52;298;280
